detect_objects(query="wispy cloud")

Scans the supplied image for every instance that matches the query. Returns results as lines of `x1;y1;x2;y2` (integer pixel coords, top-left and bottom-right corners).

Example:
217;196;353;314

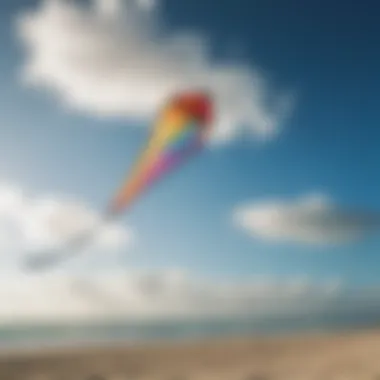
0;270;343;323
16;0;294;143
233;193;380;245
0;182;133;266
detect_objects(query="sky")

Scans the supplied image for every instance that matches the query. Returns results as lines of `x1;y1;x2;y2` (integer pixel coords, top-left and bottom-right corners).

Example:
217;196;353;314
0;0;379;323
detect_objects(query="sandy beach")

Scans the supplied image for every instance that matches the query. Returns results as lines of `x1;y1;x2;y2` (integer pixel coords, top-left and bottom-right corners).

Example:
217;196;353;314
1;329;380;379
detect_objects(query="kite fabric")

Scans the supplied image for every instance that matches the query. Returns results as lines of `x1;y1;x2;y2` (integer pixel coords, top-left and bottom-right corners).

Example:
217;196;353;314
23;91;213;271
106;91;213;216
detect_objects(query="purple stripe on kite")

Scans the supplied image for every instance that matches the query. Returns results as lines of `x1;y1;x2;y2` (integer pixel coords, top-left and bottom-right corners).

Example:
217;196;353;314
156;135;201;175
163;122;197;153
143;138;203;189
164;129;198;158
142;126;199;187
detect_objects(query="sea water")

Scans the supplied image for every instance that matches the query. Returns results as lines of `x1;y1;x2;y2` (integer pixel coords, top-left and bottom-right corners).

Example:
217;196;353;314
1;309;380;350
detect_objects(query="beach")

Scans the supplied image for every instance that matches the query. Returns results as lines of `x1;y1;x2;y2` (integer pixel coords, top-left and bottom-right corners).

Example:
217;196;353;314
1;329;380;379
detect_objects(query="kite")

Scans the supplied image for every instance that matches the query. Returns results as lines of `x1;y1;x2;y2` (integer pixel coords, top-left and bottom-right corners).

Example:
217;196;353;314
106;90;213;216
23;90;213;270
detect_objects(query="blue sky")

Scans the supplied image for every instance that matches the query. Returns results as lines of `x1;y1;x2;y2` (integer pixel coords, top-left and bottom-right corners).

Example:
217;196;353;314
0;0;379;305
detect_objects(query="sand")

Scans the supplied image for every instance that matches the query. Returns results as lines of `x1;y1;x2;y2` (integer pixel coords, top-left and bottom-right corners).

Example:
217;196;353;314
1;329;380;379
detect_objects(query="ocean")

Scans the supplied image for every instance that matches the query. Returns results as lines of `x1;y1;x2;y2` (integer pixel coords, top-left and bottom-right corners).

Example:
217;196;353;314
1;309;380;350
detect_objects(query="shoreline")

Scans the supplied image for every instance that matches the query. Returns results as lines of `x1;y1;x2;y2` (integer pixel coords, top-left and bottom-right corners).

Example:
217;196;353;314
0;323;369;358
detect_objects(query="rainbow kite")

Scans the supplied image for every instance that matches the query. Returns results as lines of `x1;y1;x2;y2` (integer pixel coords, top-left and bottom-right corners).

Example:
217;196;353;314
107;91;213;215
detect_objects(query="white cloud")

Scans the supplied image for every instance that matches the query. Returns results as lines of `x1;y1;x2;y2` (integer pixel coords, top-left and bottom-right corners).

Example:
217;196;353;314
0;270;344;323
16;0;294;143
233;193;380;245
0;183;132;265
